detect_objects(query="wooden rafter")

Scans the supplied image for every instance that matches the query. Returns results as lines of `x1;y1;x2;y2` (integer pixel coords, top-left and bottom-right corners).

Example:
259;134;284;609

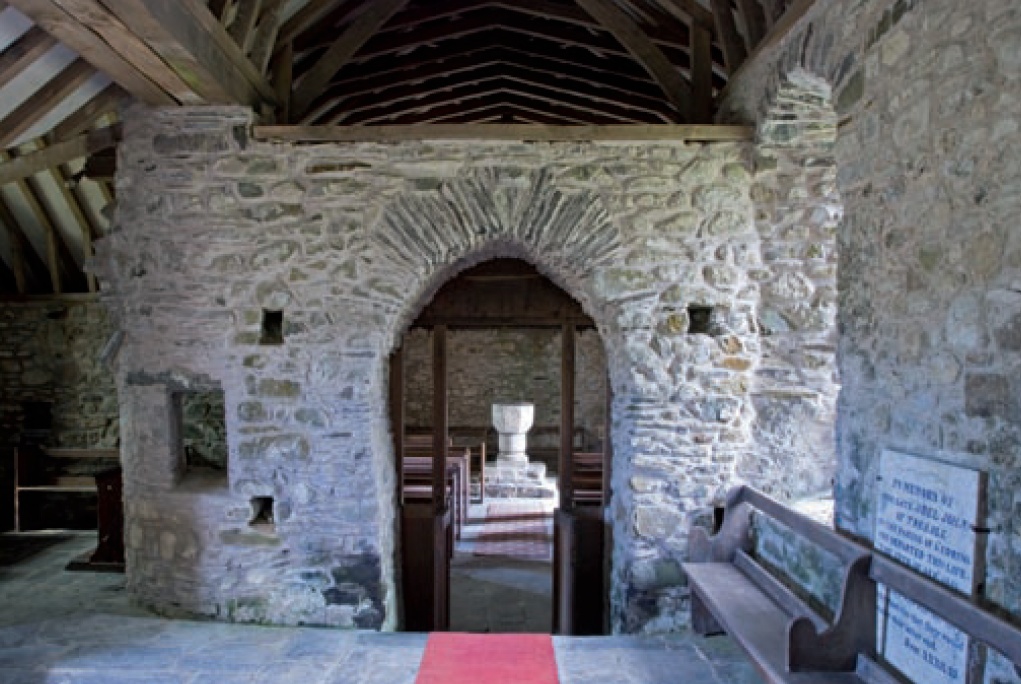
574;0;692;121
301;10;689;69
710;0;747;73
51;84;125;139
51;0;206;105
321;48;673;119
326;65;676;125
428;103;585;126
5;0;174;105
735;0;767;48
98;0;277;106
0;199;28;294
291;0;409;119
32;155;96;292
0;125;120;187
274;0;351;52
648;0;716;30
0;58;95;149
326;33;662;92
0;196;51;294
248;0;285;74
691;24;713;123
5;152;86;293
0;26;58;90
228;0;263;54
361;89;633;126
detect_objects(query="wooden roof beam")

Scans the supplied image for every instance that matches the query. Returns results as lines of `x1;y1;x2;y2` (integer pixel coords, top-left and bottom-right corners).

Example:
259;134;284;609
0;25;58;90
302;10;690;68
735;0;768;48
330;67;673;126
228;0;263;54
249;0;285;74
274;0;354;54
51;84;126;139
354;85;632;126
711;0;747;73
428;103;584;126
324;32;661;91
0;125;120;186
327;65;673;124
5;152;86;293
574;0;693;121
290;0;409;119
0;58;95;148
320;49;673;118
6;0;174;105
0;197;51;294
98;0;278;107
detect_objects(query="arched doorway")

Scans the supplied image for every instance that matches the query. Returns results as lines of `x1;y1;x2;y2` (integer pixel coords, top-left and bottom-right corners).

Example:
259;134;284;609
390;258;610;634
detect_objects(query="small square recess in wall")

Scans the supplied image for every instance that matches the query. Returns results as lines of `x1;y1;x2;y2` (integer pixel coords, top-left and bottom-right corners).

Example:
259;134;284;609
688;305;713;334
260;310;284;345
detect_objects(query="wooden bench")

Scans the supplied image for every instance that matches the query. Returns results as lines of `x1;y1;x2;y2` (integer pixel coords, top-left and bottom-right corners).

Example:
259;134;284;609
682;486;877;683
570;451;605;507
403;454;466;540
683;486;1021;683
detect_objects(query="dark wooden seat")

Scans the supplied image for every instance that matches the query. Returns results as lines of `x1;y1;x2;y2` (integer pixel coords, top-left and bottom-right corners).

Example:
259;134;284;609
682;486;878;683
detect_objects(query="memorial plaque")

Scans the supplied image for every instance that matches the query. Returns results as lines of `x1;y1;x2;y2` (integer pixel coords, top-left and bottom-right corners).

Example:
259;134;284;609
874;449;986;684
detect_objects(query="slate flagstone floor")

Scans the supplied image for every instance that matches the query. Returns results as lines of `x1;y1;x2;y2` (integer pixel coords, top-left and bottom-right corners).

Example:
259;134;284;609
0;521;762;683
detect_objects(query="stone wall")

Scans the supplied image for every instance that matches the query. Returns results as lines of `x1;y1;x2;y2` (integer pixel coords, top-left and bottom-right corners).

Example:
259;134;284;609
97;106;839;632
403;327;607;458
721;0;1021;679
0;301;118;530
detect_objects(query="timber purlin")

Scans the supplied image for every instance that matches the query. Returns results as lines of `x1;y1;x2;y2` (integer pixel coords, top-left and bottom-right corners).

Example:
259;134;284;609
683;485;1021;683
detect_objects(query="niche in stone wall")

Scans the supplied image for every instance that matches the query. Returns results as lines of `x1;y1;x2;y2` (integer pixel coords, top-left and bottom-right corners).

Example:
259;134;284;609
173;390;228;479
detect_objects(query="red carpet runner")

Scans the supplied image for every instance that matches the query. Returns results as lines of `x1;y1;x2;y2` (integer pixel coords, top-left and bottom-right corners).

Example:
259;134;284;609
415;633;559;684
473;501;552;561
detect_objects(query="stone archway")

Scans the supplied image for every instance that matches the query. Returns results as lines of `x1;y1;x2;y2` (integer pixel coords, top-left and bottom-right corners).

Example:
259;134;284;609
101;113;779;634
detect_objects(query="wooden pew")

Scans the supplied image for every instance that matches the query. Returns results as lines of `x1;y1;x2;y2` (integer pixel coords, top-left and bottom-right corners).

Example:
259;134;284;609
682;485;877;683
682;485;1021;683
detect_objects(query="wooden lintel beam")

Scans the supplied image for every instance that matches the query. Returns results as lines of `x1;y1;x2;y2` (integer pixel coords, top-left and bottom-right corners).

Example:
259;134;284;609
0;125;121;187
5;0;174;105
574;0;692;121
253;123;754;142
99;0;278;107
291;0;409;118
0;58;95;149
0;26;58;91
711;0;748;74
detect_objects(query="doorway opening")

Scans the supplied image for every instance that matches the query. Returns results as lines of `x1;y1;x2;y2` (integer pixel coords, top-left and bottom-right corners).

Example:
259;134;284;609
390;258;610;634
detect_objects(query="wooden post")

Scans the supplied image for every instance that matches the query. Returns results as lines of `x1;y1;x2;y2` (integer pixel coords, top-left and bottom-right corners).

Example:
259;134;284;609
432;324;448;513
389;344;404;499
560;322;576;511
